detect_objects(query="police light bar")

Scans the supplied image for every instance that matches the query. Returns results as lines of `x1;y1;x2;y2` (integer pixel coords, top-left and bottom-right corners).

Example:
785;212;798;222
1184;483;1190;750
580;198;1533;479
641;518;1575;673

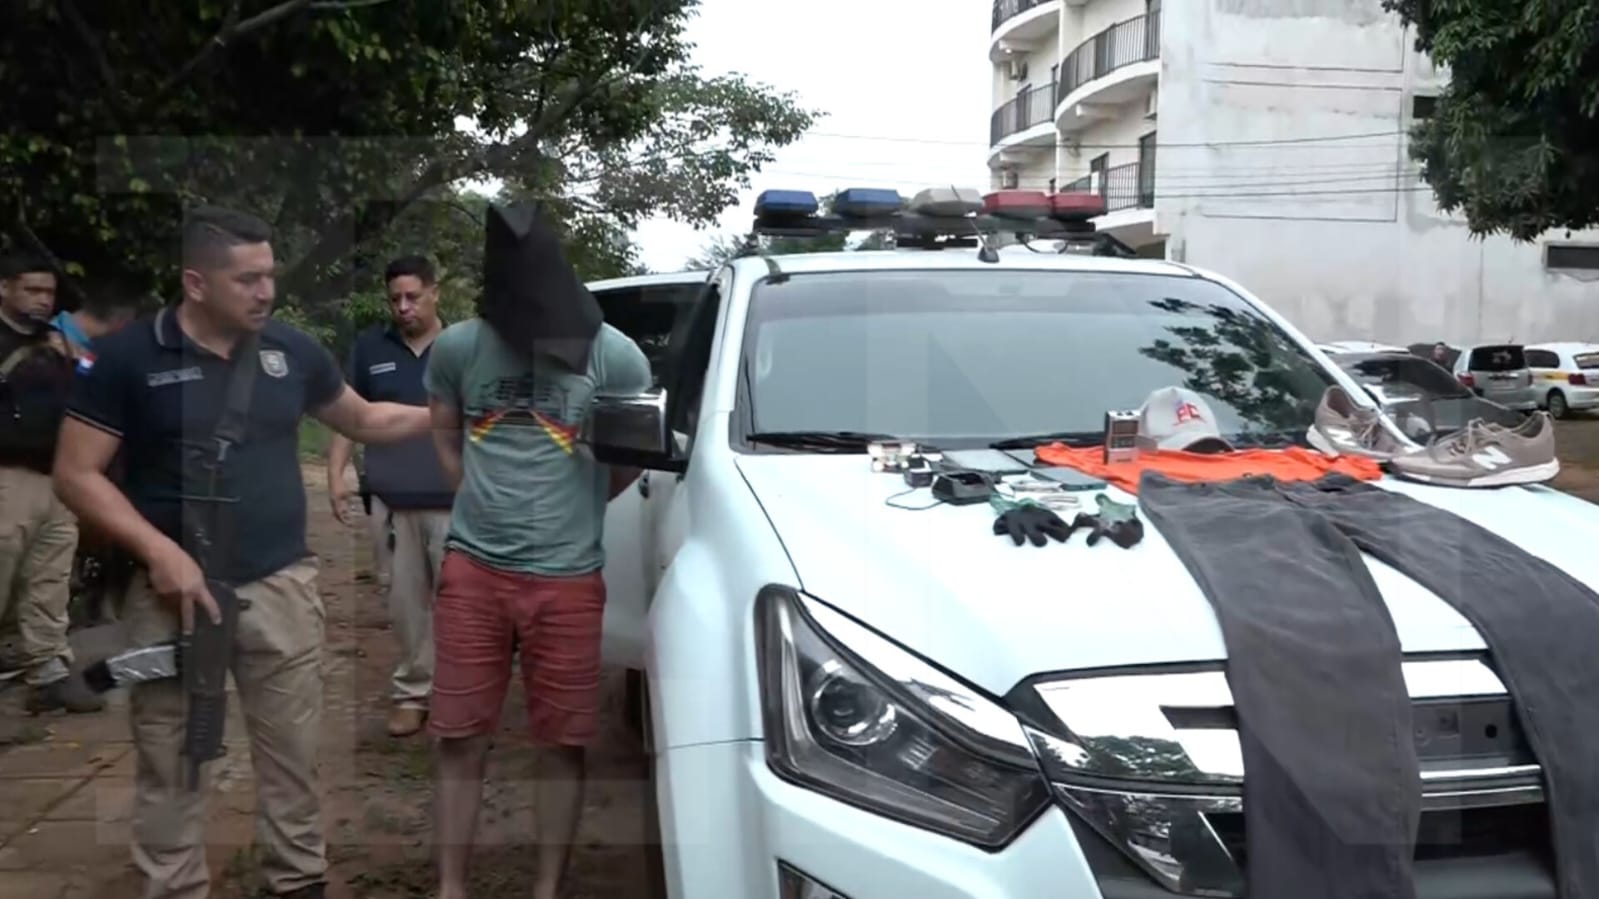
833;188;903;218
908;187;983;218
742;185;1131;257
983;190;1052;220
754;189;820;218
1050;190;1107;221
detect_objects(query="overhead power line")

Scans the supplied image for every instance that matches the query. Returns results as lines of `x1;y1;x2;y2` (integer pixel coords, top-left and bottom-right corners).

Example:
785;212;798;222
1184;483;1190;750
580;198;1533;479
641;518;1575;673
803;128;1407;151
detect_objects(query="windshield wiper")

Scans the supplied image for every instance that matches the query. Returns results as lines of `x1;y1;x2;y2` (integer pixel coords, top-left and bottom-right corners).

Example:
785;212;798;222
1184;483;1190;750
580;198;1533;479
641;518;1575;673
990;430;1103;450
746;430;902;452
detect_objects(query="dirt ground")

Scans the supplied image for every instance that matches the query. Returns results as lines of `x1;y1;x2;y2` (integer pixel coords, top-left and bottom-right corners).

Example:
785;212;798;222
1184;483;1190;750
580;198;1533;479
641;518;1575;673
0;463;658;899
4;417;1599;899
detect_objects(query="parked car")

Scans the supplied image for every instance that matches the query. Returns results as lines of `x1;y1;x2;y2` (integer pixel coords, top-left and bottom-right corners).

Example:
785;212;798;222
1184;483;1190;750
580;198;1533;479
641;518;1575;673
585;197;1563;898
1525;342;1599;418
1328;350;1525;441
1451;342;1540;411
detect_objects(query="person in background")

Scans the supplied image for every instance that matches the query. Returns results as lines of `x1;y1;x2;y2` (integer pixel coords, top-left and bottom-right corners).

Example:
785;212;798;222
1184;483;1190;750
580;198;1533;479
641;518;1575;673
51;289;140;626
327;254;453;738
51;289;138;362
0;253;103;713
424;203;650;899
53;206;434;899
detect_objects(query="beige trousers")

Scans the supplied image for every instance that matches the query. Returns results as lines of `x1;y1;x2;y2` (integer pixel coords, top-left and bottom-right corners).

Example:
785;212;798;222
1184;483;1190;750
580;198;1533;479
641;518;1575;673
123;558;327;899
366;495;393;593
384;507;450;709
0;465;76;685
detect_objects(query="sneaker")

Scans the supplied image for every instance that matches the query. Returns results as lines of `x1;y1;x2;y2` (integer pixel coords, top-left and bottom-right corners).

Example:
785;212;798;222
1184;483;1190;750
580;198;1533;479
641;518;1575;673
1389;412;1559;488
1307;385;1403;459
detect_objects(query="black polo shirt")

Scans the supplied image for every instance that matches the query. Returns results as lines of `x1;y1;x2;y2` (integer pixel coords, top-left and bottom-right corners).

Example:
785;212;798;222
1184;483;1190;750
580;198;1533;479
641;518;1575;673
346;323;452;510
66;308;346;585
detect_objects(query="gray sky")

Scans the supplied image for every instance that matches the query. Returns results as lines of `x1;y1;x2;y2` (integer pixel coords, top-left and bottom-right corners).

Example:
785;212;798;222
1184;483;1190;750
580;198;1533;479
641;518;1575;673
631;0;995;272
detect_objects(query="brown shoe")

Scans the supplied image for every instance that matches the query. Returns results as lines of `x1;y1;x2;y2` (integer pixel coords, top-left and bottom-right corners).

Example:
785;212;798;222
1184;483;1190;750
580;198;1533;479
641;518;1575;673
387;706;427;738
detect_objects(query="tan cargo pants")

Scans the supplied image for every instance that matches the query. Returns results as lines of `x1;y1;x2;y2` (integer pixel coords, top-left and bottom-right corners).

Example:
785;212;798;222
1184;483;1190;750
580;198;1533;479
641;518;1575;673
385;507;450;710
123;557;327;899
0;465;76;685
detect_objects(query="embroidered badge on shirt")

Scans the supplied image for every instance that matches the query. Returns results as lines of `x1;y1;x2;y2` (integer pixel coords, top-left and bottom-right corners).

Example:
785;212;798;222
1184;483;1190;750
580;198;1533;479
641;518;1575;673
369;361;398;375
260;349;289;378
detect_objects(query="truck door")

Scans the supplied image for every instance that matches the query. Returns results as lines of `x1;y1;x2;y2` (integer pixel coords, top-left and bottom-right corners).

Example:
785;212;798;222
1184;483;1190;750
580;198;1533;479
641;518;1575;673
594;277;709;669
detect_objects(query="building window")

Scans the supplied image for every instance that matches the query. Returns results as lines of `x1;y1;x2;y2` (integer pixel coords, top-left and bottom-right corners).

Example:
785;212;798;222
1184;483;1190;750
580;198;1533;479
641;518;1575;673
1001;169;1020;190
1412;95;1438;119
1546;244;1599;272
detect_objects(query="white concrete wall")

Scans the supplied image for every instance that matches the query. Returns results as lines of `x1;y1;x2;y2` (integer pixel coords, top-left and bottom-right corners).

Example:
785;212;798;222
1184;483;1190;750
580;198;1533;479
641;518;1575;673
1072;0;1149;50
1060;107;1155;184
1155;0;1599;346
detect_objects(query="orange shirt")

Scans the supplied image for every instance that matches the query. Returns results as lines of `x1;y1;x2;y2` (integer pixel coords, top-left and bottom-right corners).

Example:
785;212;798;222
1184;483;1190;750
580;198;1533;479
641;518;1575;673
1033;444;1384;494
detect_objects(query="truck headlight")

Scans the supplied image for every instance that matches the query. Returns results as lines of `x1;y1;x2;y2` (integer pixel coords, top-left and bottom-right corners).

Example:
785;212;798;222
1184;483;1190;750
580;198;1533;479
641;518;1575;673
755;586;1050;850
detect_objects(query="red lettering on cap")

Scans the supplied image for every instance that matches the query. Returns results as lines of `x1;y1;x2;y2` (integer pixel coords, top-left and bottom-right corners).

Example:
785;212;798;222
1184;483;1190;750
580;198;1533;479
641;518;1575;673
1175;401;1203;424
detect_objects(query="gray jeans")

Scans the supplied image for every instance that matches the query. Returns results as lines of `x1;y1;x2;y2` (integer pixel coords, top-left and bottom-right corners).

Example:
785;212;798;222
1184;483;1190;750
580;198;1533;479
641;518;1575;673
1140;472;1599;899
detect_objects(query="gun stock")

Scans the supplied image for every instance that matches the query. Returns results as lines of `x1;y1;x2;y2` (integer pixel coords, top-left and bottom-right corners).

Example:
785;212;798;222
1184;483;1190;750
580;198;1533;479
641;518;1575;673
180;579;243;791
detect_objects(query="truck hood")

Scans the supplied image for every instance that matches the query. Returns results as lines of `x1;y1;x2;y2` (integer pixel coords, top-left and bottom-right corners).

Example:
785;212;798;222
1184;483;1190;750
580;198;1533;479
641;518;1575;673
735;455;1599;695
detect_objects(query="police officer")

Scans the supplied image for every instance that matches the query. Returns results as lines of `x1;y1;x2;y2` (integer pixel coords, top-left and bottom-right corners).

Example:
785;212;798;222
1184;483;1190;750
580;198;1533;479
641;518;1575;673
53;206;434;899
326;254;454;738
0;253;102;712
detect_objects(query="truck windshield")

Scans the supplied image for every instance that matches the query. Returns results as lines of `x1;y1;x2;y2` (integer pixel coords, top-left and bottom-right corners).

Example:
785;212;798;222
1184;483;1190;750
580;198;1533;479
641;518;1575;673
739;269;1337;448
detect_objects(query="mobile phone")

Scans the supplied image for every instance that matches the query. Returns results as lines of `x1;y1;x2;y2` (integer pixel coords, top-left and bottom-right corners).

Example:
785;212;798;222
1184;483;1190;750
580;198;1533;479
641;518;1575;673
1031;467;1109;490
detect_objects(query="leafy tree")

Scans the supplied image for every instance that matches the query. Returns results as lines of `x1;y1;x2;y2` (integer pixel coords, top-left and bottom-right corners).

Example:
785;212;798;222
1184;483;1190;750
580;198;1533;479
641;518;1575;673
1382;0;1599;239
0;0;816;314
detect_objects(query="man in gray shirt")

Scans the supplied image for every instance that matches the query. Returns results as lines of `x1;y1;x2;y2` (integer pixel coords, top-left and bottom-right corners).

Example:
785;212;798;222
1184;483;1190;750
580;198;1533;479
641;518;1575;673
423;203;649;899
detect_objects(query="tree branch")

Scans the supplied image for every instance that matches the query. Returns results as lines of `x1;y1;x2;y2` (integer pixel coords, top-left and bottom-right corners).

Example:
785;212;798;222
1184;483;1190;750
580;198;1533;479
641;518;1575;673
138;0;396;116
278;6;665;300
59;0;128;121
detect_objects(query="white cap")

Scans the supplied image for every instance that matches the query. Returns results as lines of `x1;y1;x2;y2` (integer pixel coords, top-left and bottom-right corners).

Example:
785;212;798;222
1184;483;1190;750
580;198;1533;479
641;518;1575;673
1136;387;1234;453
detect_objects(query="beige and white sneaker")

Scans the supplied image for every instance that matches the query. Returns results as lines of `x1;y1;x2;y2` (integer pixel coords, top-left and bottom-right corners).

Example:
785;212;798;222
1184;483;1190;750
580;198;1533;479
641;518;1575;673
1389;412;1560;488
1307;385;1403;460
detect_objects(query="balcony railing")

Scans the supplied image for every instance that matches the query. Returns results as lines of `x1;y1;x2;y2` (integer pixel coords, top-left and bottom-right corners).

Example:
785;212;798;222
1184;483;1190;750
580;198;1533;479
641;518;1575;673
993;0;1049;32
1062;160;1156;213
990;81;1058;146
1055;11;1160;106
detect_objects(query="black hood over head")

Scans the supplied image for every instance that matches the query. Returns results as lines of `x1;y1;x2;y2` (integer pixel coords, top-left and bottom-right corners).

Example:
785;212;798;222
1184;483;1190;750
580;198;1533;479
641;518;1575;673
480;201;603;372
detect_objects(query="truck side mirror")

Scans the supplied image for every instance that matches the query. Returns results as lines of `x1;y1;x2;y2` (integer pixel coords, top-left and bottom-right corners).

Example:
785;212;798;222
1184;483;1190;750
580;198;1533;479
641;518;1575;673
581;388;685;472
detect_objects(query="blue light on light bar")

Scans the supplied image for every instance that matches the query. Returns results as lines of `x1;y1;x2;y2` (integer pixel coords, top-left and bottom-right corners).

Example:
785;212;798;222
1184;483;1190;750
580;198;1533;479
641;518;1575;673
832;188;903;218
754;189;820;218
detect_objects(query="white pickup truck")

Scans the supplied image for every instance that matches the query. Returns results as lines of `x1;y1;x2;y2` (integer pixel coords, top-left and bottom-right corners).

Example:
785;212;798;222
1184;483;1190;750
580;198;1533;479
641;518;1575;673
584;199;1565;898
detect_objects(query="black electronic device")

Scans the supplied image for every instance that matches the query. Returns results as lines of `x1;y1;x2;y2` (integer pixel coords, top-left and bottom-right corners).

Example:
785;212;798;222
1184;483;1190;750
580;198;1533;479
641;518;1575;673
904;458;934;488
1032;467;1109;490
1104;410;1140;464
932;471;992;505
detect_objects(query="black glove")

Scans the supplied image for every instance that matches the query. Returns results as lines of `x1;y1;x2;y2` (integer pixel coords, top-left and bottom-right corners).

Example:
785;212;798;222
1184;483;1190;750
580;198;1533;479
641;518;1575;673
1069;513;1146;549
994;506;1072;547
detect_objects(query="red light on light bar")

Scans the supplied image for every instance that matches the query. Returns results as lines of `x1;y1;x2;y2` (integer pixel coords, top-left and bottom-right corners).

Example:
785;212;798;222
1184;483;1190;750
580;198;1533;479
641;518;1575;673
1050;191;1107;220
983;190;1052;220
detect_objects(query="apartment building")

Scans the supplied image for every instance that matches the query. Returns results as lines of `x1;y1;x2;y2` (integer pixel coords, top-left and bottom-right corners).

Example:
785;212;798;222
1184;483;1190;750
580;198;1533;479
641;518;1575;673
989;0;1599;345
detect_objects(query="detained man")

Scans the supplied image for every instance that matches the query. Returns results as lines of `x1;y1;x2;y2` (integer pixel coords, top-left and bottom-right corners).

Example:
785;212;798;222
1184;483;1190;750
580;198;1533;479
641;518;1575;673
53;206;434;899
327;254;454;737
423;203;650;899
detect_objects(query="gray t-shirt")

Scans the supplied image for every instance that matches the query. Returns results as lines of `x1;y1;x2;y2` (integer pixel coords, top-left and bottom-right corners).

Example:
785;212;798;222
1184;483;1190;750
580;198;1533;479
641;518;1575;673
423;318;651;576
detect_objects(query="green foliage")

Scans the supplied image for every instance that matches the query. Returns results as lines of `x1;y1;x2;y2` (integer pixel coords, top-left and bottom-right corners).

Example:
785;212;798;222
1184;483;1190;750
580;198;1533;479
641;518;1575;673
0;0;817;317
1382;0;1599;239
